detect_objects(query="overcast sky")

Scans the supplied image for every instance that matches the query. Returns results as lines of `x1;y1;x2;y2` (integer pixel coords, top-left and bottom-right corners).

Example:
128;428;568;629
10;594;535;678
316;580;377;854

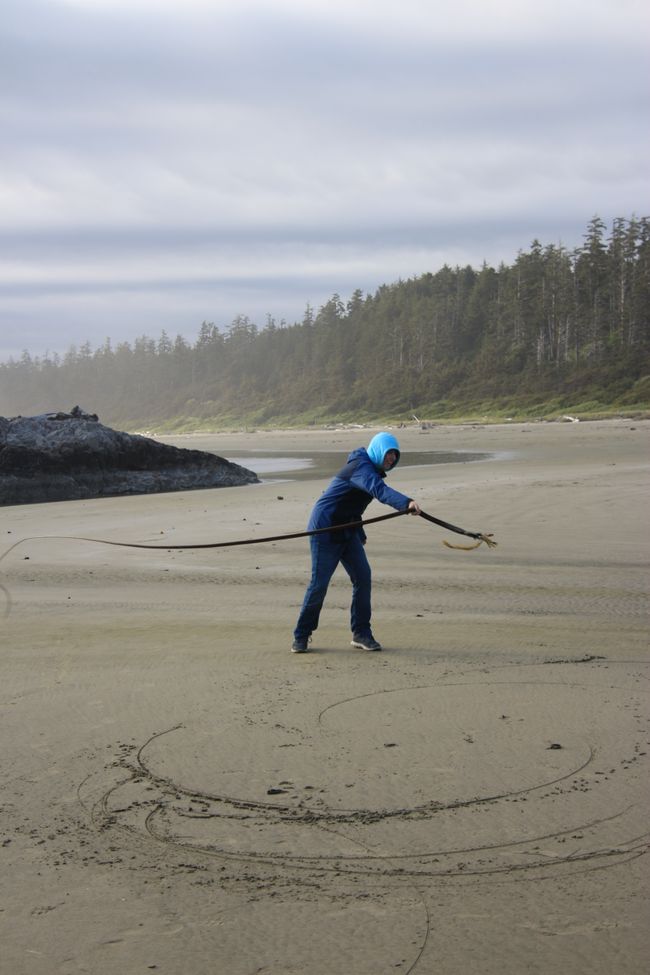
1;0;648;361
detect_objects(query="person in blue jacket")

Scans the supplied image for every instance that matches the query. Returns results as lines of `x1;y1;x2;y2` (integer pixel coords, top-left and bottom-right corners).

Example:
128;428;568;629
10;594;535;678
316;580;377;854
291;431;421;653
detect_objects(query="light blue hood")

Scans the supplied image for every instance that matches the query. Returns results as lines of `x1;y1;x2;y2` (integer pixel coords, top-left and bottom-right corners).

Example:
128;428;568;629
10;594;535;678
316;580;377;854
367;432;400;471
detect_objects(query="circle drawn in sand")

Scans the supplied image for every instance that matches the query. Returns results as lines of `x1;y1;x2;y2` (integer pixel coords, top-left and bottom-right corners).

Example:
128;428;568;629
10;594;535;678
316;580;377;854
80;665;650;882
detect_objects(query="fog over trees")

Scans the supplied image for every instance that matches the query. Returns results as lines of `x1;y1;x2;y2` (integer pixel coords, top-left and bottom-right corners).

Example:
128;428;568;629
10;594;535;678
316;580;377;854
2;216;649;427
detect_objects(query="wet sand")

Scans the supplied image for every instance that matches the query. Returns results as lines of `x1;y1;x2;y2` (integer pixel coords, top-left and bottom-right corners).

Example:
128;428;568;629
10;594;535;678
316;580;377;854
1;419;649;974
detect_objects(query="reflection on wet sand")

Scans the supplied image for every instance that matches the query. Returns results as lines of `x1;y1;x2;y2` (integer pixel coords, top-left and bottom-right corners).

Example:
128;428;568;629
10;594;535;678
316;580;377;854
223;449;491;480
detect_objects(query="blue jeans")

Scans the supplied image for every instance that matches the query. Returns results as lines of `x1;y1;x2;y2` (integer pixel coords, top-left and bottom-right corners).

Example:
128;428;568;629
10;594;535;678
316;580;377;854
294;532;372;640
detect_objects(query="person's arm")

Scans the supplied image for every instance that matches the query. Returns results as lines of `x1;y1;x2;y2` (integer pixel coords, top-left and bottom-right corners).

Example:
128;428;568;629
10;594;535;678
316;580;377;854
350;460;415;512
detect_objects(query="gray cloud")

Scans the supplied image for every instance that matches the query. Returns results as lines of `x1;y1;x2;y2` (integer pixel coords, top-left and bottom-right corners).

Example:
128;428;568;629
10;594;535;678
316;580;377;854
1;0;648;361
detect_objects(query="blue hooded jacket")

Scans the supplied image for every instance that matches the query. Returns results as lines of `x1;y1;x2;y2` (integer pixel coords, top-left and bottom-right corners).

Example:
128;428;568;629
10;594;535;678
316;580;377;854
307;433;411;537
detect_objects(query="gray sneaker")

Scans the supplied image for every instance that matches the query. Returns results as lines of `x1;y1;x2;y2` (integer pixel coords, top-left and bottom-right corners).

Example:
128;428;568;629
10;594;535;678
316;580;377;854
351;633;382;651
291;636;311;653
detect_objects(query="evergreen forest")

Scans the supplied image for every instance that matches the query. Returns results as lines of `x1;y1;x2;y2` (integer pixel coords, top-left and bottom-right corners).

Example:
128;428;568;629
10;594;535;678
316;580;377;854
2;215;649;430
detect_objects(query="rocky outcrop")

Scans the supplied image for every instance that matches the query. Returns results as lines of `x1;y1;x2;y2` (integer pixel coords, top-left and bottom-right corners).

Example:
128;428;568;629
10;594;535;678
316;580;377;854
0;408;259;505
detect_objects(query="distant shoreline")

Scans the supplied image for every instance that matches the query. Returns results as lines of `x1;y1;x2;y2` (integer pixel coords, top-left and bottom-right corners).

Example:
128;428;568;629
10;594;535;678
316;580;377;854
134;409;650;438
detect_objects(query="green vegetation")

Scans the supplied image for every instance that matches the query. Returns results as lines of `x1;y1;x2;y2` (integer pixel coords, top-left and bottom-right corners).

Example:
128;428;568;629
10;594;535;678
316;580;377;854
2;216;649;429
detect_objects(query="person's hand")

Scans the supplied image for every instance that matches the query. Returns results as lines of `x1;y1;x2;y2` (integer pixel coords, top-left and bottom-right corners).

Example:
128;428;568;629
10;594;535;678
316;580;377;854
408;500;421;515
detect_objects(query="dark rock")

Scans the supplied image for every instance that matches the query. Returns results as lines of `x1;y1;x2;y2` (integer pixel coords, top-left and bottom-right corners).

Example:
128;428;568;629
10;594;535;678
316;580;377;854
0;409;259;506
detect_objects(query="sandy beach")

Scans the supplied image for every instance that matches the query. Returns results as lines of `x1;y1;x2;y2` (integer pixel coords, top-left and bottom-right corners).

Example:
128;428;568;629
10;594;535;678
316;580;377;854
1;418;649;974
